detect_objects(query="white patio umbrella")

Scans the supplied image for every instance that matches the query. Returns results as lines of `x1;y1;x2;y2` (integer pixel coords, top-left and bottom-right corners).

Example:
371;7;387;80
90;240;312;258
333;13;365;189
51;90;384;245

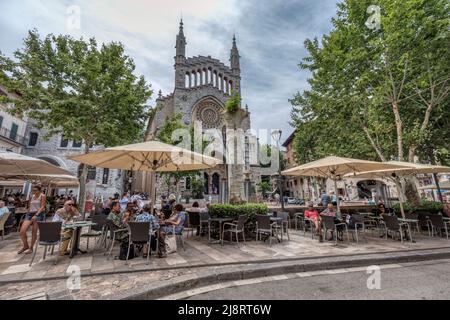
69;140;221;208
345;161;450;217
281;156;410;211
0;151;72;177
69;140;221;172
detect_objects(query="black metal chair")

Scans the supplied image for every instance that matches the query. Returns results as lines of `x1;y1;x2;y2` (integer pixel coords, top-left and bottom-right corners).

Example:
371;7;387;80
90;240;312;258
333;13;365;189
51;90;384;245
274;212;290;241
321;215;349;245
185;211;200;238
418;214;432;236
29;222;62;266
428;215;449;239
81;214;107;251
222;215;247;246
347;214;366;243
106;219;128;259
382;215;412;244
126;222;152;265
199;211;212;241
293;212;304;230
255;214;277;246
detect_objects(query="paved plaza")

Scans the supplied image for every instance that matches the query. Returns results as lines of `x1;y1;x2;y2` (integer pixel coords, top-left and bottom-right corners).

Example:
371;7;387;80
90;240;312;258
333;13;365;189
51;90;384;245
1;226;449;300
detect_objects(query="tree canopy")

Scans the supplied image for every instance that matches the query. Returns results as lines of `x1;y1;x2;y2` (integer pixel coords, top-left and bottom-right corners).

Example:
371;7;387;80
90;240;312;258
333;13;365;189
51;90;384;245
290;0;450;166
0;30;152;212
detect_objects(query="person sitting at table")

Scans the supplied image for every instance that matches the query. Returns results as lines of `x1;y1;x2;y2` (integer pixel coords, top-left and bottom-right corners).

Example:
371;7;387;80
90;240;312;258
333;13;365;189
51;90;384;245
0;200;9;220
122;202;137;224
304;203;323;242
158;204;186;258
107;202;128;242
18;185;47;255
134;205;160;259
321;203;343;241
52;200;80;256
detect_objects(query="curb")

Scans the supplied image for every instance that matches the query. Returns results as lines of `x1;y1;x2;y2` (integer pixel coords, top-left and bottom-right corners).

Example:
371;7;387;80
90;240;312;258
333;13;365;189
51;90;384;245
101;247;450;300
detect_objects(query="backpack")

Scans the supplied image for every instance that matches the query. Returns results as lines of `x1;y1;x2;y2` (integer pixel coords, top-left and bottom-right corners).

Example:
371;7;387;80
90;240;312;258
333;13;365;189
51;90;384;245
119;242;135;260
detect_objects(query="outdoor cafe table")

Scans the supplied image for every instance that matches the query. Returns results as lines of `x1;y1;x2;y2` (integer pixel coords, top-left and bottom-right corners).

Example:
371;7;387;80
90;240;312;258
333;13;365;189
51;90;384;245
63;221;97;258
398;218;419;242
209;217;234;244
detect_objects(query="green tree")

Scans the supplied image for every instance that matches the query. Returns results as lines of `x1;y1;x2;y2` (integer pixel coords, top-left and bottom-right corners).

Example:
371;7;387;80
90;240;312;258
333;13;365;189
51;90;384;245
225;91;241;113
0;30;152;213
258;181;272;198
291;0;450;204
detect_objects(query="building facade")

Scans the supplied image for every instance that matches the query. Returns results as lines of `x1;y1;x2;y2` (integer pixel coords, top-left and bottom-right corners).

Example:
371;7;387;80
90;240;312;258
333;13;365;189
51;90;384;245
281;130;399;203
0;85;28;154
23;120;124;199
139;21;262;203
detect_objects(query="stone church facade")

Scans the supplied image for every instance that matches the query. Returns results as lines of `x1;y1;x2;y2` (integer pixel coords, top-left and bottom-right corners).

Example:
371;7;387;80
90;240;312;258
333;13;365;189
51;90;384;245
139;21;262;203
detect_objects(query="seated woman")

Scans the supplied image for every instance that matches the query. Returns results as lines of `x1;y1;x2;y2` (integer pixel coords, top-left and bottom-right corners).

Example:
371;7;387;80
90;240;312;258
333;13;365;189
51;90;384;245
158;204;186;258
304;203;323;242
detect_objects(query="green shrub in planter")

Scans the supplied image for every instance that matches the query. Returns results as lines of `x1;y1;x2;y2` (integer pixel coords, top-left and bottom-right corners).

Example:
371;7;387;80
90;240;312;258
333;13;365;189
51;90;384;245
416;199;444;213
393;200;443;215
392;202;414;214
209;203;268;225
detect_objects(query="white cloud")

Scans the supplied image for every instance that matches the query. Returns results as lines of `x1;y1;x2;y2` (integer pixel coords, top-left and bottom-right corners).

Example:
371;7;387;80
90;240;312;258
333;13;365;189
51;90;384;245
0;0;338;141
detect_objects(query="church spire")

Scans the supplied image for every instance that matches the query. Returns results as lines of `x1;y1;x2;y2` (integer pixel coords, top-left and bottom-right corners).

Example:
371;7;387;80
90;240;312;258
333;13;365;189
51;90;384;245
230;34;240;72
174;19;187;89
175;19;186;60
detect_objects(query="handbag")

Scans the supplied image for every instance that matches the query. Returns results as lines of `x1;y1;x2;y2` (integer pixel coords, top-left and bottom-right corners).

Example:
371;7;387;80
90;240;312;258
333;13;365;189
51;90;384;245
119;242;135;260
165;235;177;254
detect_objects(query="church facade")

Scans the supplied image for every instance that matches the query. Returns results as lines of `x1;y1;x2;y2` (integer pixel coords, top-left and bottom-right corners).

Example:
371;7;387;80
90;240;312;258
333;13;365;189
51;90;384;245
140;21;262;203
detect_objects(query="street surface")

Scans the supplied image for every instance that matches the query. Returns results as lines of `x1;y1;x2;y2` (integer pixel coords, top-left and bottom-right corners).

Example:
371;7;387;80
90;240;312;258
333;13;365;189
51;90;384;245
187;259;450;300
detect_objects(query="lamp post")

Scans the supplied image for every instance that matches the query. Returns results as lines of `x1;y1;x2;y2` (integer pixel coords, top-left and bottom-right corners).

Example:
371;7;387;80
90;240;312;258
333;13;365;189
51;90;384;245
271;129;284;210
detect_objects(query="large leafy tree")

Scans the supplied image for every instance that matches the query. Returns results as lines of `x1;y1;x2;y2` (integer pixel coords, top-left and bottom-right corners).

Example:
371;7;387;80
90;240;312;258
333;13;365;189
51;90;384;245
0;30;152;212
291;0;450;204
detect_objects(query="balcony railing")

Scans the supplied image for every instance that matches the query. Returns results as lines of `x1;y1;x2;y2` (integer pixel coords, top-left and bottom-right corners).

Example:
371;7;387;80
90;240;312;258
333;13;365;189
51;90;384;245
0;126;26;146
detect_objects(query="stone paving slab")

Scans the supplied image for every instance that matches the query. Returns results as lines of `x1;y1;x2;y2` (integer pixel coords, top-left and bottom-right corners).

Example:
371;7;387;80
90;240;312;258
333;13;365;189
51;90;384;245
1;227;450;299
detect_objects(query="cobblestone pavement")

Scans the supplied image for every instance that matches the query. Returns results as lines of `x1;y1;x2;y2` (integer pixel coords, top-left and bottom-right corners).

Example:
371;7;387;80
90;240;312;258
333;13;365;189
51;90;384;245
0;227;449;299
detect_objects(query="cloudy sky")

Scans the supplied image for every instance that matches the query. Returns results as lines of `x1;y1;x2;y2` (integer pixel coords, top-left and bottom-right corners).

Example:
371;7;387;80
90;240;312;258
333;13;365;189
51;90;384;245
0;0;338;143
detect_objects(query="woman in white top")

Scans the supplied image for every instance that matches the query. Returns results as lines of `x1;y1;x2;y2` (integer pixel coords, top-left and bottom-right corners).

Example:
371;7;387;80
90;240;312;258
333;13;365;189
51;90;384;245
18;185;47;254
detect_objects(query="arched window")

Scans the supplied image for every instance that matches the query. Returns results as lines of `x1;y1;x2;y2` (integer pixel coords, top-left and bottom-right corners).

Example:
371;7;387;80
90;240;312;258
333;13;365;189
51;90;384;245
185;72;190;88
218;74;223;91
213;71;217;87
229;80;233;92
207;68;212;84
224;77;228;94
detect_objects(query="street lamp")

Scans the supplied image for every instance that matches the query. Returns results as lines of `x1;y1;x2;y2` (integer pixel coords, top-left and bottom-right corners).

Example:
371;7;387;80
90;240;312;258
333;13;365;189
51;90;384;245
271;129;285;210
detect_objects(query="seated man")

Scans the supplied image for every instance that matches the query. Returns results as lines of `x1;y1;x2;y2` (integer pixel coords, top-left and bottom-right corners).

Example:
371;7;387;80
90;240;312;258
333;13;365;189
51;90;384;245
304;203;323;242
134;205;160;258
158;204;186;258
52;200;79;256
107;202;128;242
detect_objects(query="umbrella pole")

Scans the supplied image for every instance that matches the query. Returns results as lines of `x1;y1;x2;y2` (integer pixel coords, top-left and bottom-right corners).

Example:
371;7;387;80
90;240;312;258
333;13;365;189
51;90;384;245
393;179;406;218
433;173;443;203
333;178;340;212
